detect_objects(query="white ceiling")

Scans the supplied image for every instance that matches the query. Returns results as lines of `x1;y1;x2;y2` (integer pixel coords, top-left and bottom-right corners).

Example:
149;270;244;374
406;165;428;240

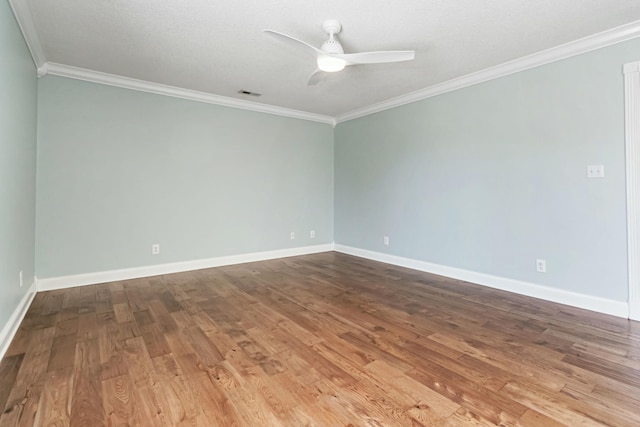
11;0;640;120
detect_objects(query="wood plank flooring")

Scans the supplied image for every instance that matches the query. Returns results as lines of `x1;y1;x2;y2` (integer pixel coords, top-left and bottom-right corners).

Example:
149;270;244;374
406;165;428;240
1;252;640;426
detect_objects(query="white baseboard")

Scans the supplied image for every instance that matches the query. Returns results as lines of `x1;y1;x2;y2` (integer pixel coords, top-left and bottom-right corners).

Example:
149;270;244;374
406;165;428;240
37;244;335;292
335;244;629;319
0;279;37;360
32;243;628;319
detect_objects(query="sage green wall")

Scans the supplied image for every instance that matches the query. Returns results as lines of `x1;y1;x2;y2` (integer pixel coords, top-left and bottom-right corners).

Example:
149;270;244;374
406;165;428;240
0;1;37;327
36;76;333;278
335;38;640;302
26;23;640;306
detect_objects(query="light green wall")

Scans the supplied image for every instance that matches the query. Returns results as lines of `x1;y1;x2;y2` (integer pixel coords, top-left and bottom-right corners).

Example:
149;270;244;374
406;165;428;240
335;38;640;302
5;8;639;323
36;76;334;277
0;0;37;327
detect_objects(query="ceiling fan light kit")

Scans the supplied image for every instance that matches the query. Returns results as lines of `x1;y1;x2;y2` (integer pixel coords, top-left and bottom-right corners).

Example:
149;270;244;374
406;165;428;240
317;55;346;72
264;19;415;85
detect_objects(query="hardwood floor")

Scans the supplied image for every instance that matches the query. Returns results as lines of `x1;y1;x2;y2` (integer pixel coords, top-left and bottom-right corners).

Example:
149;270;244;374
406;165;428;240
1;252;640;426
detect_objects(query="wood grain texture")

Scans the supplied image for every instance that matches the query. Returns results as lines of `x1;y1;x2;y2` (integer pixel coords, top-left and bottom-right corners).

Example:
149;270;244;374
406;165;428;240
1;252;639;426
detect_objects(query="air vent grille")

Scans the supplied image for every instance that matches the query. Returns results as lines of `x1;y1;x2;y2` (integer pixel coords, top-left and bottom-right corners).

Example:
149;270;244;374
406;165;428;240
238;90;262;97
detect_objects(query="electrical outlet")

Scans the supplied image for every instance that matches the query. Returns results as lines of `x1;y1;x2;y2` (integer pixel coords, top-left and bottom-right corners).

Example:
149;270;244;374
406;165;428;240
536;259;546;273
587;165;604;178
310;230;316;239
290;232;296;240
19;270;23;288
383;236;390;246
152;244;160;255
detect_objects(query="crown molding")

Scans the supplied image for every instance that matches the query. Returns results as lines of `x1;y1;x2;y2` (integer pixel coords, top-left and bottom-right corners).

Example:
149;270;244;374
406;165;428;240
335;20;640;124
8;0;45;68
39;62;336;126
12;0;640;127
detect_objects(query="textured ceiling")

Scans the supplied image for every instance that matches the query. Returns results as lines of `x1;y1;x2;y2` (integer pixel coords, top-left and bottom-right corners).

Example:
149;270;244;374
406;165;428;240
14;0;640;118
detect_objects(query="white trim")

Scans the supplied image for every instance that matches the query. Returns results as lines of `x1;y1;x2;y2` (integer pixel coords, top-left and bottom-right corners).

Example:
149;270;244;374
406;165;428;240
335;244;629;318
20;22;639;126
335;20;640;124
7;0;45;68
0;280;37;360
37;244;335;292
625;61;640;321
36;62;48;78
39;63;336;126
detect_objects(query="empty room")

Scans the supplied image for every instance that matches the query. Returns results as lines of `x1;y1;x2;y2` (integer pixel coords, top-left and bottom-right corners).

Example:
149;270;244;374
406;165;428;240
3;0;640;425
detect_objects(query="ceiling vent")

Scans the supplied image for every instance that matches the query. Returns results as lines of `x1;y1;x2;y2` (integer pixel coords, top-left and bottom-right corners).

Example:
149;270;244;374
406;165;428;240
238;89;262;97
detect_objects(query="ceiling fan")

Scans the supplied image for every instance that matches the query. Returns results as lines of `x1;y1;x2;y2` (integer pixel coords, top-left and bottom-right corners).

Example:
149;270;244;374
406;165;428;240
264;20;415;85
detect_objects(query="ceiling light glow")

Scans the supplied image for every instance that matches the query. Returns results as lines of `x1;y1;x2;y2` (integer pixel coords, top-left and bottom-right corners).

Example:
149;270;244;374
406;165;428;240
317;55;346;72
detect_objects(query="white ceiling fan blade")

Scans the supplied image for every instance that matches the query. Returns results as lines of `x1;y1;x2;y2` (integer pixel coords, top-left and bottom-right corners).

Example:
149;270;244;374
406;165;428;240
337;50;415;65
307;69;326;86
263;29;323;58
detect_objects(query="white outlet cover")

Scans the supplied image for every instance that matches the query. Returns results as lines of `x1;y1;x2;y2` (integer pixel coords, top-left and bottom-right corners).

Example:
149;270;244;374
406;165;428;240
290;232;296;240
310;230;316;238
587;165;605;178
383;236;390;246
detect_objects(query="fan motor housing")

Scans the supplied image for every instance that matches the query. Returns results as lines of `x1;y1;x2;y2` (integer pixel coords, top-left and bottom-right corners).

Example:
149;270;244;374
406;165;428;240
321;39;344;54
